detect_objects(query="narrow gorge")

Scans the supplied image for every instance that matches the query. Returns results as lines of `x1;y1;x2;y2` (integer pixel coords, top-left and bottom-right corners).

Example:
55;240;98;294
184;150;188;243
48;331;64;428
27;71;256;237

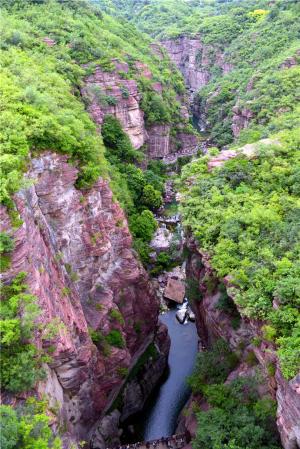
0;1;299;449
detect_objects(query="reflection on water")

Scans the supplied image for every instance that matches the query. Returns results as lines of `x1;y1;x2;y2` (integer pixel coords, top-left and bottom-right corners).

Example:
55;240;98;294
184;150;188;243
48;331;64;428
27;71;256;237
127;307;198;441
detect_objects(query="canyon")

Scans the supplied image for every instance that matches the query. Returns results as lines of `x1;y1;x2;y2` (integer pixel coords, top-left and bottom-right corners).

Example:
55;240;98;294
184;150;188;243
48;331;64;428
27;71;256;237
1;3;299;449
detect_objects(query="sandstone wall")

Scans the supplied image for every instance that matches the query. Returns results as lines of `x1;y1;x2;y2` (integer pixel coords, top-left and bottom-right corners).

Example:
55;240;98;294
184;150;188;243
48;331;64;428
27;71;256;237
0;153;168;447
82;62;198;160
161;36;232;98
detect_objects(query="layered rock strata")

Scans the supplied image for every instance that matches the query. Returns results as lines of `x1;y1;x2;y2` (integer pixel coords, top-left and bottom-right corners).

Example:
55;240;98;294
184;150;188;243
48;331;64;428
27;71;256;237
82;62;199;160
161;36;232;98
0;152;168;447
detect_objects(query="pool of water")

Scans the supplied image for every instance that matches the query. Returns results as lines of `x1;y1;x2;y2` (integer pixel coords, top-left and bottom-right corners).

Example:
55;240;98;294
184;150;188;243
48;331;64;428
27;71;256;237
125;307;199;441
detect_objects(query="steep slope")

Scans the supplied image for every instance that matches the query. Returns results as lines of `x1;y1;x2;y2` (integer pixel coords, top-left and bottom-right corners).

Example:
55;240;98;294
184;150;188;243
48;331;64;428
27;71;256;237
97;1;300;448
0;1;195;448
180;137;300;449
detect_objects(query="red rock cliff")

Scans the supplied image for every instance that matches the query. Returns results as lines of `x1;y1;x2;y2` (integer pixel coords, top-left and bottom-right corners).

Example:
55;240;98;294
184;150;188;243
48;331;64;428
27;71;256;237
0;152;168;447
82;61;199;160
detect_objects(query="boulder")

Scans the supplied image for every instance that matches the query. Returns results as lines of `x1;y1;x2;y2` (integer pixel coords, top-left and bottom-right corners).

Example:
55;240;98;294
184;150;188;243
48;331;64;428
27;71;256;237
176;308;187;324
164;278;185;303
187;307;196;322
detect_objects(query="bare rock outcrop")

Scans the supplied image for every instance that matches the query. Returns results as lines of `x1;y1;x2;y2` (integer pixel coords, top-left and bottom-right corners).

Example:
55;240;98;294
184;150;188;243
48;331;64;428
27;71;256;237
83;62;147;149
231;104;255;138
0;152;168;446
82;61;199;160
162;36;232;97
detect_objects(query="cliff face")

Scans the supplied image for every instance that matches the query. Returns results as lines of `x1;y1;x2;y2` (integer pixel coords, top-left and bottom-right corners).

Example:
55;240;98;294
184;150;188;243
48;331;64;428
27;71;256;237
185;239;300;449
83;62;147;149
82;62;199;159
161;36;232;98
0;153;168;447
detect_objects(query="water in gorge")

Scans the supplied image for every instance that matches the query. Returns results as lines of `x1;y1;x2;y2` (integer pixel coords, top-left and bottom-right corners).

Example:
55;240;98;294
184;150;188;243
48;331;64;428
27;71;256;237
125;307;199;442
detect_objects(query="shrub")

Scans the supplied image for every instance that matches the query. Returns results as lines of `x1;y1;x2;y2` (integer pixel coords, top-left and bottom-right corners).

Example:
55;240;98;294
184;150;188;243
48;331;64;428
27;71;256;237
0;232;14;254
194;378;280;449
151;251;174;275
0;272;45;393
110;309;125;325
180;133;300;378
267;361;276;377
117;367;129;378
105;329;125;348
102;115;140;163
141;184;163;210
262;325;277;343
188;340;239;394
185;278;202;303
245;351;258;366
129;210;157;242
0;400;62;449
88;327;103;345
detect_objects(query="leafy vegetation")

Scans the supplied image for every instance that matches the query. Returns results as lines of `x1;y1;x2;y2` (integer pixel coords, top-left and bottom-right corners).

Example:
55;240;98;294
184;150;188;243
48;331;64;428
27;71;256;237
0;399;62;449
194;0;300;146
194;377;281;449
0;272;47;393
189;341;280;448
0;0;185;205
180;131;300;379
105;329;125;349
102;0;300;148
101;115;164;262
188;339;239;393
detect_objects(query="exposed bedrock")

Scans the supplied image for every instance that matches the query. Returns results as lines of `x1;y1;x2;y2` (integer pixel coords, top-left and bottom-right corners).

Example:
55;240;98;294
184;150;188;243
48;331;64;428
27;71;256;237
184;237;300;449
82;62;199;160
161;36;232;98
0;152;169;447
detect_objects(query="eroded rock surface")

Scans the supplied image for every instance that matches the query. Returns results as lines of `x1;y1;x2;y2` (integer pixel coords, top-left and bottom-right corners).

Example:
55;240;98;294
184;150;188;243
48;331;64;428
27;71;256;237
82;62;199;160
83;62;147;149
162;36;232;97
0;152;167;446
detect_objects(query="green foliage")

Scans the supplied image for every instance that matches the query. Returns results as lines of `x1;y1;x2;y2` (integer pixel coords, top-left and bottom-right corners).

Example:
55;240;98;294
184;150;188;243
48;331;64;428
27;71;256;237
127;342;158;381
105;329;125;348
129;210;157;242
117;366;129;378
0;272;45;393
193;0;300;146
150;251;174;276
193;377;281;449
245;351;259;367
262;325;277;343
0;0;185;204
0;400;62;449
188;340;239;394
102;115;141;163
180;133;300;379
0;38;108;201
100;114;164;264
216;283;241;329
141;184;163;210
110;308;125;325
0;232;15;271
0;233;14;254
88;327;103;345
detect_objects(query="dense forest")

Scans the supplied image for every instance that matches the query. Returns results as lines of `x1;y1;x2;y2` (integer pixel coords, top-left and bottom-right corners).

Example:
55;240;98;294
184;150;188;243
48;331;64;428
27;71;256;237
0;0;299;449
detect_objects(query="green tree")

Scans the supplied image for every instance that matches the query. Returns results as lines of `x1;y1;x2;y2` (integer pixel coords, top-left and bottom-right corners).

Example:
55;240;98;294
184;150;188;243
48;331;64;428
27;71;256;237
129;210;157;242
141;184;162;209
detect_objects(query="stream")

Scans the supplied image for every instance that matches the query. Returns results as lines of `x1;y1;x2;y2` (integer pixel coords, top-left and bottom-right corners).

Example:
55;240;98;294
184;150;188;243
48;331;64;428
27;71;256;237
125;307;198;441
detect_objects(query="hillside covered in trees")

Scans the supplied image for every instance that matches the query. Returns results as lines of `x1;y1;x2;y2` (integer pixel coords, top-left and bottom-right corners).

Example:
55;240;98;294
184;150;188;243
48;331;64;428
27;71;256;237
0;1;299;449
